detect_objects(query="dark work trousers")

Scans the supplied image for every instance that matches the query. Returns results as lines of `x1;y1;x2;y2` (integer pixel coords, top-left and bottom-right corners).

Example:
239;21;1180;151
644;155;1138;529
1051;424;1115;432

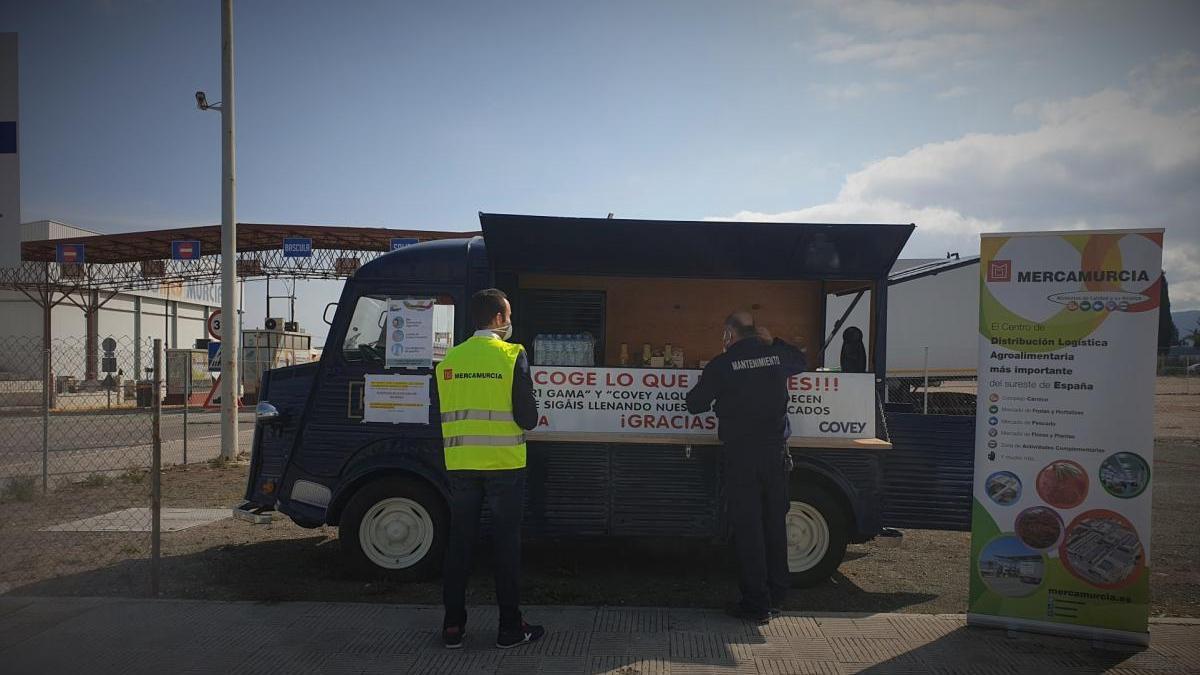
442;469;526;631
724;441;791;614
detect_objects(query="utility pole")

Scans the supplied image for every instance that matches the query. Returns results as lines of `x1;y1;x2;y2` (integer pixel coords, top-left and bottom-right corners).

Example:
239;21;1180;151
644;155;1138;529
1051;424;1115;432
219;0;238;460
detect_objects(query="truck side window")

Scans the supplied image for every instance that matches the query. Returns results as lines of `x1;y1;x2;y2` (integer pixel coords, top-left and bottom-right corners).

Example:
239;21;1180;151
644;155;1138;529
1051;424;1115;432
342;295;389;364
433;302;455;362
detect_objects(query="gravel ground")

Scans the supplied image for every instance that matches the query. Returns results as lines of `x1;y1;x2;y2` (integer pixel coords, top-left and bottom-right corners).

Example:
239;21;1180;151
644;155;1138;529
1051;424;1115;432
0;381;1196;618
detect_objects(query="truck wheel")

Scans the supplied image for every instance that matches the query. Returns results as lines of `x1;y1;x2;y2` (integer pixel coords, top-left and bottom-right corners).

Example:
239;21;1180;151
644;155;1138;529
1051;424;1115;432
339;476;448;581
786;482;850;588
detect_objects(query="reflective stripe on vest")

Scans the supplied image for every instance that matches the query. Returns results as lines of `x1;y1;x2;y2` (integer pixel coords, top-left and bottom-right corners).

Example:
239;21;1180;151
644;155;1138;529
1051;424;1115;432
440;409;516;423
435;336;527;470
443;433;527;448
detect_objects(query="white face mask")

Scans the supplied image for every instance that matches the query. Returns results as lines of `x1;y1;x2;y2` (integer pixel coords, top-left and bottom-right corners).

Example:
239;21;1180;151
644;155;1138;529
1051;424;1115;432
496;323;513;341
721;329;733;351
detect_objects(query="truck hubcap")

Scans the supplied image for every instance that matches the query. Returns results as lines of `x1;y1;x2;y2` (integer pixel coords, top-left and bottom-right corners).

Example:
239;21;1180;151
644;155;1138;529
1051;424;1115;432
360;497;433;569
786;501;830;573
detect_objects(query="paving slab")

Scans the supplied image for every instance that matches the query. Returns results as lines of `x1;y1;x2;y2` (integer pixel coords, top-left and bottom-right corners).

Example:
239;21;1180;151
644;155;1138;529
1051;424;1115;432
40;507;230;532
0;597;1197;674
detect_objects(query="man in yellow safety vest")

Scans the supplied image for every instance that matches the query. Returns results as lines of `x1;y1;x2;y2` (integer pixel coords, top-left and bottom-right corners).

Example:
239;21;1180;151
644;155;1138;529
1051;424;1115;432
435;288;544;650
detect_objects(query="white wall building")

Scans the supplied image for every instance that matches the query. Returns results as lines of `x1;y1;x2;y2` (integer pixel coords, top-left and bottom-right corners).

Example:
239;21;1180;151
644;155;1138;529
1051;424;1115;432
0;220;219;378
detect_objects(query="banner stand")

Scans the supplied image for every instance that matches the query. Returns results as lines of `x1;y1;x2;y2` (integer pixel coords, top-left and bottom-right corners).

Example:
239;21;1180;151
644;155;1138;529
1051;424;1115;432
967;613;1150;647
968;228;1163;647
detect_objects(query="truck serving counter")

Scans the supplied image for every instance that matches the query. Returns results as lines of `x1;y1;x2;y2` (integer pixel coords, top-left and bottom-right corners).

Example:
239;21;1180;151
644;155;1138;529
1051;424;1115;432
239;213;913;587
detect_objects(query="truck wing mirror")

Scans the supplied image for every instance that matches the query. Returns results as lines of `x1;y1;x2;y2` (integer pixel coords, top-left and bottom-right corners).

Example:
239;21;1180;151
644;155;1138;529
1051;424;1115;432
323;302;338;325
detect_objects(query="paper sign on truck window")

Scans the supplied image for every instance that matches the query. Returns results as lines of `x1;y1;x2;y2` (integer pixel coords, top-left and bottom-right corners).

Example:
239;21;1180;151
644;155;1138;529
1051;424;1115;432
385;298;435;369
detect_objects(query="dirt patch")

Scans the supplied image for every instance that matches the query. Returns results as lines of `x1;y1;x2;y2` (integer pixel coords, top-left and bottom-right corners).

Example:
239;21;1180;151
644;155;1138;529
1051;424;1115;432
1156;377;1200;439
3;437;1196;617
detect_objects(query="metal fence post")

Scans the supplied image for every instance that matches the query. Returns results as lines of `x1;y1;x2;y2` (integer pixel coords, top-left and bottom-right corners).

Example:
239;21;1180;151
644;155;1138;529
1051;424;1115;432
922;346;930;415
42;348;50;493
183;361;189;465
151;339;162;597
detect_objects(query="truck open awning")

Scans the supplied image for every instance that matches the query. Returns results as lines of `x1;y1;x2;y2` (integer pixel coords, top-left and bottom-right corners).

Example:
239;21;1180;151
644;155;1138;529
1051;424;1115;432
479;213;914;280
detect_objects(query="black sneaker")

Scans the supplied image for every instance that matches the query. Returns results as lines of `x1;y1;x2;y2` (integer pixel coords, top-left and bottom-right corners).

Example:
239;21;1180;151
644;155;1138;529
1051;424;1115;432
442;625;465;649
496;622;545;649
724;603;771;625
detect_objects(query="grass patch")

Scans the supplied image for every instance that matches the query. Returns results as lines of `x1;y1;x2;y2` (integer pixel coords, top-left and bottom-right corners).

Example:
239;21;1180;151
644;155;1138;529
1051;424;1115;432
208;456;231;469
79;473;114;488
1;476;38;502
120;469;147;484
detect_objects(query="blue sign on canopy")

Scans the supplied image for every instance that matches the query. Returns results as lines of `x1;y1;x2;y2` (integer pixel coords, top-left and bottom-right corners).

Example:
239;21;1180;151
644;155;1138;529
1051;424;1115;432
56;243;85;264
172;240;202;260
390;237;418;251
283;237;313;258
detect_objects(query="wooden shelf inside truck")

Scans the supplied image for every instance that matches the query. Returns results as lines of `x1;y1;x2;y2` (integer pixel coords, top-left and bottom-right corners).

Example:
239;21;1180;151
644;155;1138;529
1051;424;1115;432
526;431;891;450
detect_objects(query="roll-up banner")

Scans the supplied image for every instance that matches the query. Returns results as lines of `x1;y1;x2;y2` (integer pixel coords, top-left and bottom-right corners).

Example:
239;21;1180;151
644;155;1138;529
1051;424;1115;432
969;229;1163;646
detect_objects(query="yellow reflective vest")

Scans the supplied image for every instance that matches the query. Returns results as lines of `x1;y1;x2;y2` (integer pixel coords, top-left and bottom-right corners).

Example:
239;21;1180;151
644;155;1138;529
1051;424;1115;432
434;335;527;470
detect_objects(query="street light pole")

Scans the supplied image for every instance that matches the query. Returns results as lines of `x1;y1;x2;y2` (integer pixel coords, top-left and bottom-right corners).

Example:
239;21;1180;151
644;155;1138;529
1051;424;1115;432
219;0;239;461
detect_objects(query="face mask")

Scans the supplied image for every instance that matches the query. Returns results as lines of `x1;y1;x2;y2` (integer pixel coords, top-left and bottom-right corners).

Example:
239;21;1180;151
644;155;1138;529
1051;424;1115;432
496;323;513;341
721;329;733;351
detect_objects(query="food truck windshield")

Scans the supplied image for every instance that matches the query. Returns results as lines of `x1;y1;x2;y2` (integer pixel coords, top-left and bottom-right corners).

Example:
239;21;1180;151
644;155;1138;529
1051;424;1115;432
477;214;914;447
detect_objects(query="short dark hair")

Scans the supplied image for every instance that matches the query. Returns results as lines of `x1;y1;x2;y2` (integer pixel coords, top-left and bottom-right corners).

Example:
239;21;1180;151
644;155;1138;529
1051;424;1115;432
471;288;508;329
724;311;757;338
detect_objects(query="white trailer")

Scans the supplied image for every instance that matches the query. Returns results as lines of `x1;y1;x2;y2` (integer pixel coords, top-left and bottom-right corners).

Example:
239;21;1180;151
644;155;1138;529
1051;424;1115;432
824;256;979;402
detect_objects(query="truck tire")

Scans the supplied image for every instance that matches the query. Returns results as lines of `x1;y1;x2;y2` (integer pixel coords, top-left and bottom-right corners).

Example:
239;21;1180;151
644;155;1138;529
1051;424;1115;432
339;476;448;581
786;481;850;588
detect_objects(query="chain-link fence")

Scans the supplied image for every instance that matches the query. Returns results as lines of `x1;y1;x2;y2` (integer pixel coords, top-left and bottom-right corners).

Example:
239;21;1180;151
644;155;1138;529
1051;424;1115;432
0;335;161;596
883;376;978;416
0;333;259;598
1158;353;1199;396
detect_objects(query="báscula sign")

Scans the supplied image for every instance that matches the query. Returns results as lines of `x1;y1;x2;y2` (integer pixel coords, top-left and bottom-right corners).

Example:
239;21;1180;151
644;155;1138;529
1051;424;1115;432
970;229;1163;645
530;367;875;440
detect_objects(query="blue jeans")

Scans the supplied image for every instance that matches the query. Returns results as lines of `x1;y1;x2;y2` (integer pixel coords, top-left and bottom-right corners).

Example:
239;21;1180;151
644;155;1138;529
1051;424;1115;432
442;469;526;631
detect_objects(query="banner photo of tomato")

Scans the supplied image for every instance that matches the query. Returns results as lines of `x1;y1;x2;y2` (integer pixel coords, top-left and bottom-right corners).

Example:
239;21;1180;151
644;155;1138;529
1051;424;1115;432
969;229;1163;646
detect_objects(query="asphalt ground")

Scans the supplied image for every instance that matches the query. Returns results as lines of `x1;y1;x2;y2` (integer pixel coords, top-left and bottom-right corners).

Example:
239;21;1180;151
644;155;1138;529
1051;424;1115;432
0;410;254;481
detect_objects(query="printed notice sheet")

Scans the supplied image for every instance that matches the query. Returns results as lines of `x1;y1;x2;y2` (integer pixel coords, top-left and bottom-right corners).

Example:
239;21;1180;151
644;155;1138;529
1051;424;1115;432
363;374;429;424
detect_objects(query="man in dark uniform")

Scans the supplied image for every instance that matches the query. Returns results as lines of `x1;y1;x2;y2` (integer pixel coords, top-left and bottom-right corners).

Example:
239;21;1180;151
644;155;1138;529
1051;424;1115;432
686;310;807;623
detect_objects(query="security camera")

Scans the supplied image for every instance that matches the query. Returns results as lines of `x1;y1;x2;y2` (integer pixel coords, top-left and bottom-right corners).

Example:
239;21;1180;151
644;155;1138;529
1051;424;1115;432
196;91;209;110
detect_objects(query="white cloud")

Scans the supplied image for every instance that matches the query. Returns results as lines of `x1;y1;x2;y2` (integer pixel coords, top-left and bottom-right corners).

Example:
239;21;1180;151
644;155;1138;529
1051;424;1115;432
816;0;1039;36
802;0;1051;71
809;81;902;102
937;85;974;99
815;33;984;70
713;51;1200;307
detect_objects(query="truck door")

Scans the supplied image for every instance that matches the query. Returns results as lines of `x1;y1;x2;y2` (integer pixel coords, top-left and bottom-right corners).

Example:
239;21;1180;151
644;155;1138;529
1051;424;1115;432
290;288;461;482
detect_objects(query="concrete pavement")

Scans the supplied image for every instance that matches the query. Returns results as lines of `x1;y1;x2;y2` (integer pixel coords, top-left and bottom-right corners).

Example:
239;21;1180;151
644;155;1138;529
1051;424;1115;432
0;597;1197;674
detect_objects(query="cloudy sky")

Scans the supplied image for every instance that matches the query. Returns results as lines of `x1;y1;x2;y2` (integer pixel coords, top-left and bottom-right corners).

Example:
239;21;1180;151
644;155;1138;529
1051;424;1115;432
5;0;1199;340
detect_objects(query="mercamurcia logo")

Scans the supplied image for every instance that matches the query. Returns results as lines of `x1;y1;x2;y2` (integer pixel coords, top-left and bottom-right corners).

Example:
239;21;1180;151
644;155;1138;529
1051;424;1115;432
988;260;1012;282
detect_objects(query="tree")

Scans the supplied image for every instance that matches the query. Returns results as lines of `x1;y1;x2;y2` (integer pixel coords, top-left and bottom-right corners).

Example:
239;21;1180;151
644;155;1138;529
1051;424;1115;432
1159;273;1178;355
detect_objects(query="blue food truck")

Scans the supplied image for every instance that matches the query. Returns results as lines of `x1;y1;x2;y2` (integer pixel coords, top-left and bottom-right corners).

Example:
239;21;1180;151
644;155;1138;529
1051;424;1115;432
238;214;912;587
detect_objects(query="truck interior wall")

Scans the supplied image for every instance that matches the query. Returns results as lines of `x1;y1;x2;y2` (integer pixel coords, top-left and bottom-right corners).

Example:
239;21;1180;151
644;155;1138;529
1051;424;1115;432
519;274;822;368
824;289;873;371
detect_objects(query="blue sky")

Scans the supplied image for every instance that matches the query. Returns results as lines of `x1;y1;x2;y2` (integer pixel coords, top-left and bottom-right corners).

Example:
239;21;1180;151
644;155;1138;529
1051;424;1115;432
5;0;1199;340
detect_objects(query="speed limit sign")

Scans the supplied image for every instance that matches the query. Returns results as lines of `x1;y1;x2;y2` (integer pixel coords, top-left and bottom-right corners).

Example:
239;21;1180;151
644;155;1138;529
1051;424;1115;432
207;310;223;340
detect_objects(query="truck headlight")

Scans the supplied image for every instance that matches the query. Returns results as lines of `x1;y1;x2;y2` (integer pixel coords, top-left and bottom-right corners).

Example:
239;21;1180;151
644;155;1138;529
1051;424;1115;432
255;401;281;423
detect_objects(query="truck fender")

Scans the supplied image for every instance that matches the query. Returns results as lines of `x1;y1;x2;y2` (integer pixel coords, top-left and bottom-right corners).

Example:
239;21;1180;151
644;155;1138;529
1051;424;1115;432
787;453;875;541
326;439;448;526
